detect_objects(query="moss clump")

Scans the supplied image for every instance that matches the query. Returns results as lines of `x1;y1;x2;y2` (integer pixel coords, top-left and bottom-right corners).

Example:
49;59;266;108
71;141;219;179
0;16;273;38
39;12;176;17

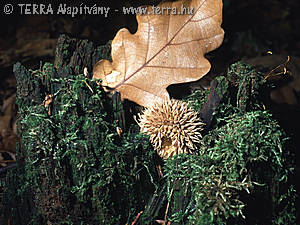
185;89;210;111
164;111;295;224
162;62;296;224
1;62;159;225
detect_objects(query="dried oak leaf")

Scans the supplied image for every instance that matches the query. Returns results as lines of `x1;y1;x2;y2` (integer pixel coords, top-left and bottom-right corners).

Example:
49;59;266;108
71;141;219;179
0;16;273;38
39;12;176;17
93;0;224;107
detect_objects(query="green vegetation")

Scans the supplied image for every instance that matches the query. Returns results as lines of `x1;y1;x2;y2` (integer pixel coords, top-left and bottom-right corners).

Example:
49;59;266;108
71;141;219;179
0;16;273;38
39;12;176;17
164;62;296;224
0;52;296;225
1;63;158;224
164;110;295;224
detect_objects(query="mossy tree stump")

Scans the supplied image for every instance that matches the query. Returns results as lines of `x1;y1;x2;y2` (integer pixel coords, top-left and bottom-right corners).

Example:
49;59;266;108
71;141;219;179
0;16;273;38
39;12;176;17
0;35;296;225
1;34;159;225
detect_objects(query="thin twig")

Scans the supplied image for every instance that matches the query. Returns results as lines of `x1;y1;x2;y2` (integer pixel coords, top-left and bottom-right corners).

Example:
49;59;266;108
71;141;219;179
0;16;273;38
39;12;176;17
131;211;143;225
164;187;174;223
264;56;290;81
84;80;94;93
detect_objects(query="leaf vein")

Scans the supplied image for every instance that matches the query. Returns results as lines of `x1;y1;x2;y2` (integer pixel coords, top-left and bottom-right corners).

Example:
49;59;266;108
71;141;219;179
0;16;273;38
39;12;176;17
115;0;208;89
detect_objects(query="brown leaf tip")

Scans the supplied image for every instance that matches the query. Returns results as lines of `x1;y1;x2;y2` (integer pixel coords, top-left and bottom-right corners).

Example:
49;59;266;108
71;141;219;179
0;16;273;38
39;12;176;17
137;98;204;159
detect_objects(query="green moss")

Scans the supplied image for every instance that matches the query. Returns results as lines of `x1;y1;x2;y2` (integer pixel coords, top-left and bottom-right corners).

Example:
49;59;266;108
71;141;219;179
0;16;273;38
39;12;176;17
2;63;159;225
162;62;296;224
164;111;295;224
1;58;296;225
185;89;210;112
227;61;266;112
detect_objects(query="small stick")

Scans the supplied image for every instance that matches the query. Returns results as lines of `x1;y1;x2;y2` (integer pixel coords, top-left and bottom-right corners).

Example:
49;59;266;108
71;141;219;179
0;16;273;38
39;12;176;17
131;211;143;225
84;81;94;93
164;187;174;223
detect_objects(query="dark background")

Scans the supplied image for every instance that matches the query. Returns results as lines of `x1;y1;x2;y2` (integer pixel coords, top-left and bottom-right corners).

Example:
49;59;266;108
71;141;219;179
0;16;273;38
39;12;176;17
0;0;299;69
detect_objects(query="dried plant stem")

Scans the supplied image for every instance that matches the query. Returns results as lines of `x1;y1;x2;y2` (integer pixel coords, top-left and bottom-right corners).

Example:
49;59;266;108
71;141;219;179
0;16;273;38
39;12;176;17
164;187;174;223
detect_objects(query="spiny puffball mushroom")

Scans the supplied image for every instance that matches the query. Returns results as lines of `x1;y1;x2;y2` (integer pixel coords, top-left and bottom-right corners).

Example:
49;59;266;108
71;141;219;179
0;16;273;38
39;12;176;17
137;98;205;159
